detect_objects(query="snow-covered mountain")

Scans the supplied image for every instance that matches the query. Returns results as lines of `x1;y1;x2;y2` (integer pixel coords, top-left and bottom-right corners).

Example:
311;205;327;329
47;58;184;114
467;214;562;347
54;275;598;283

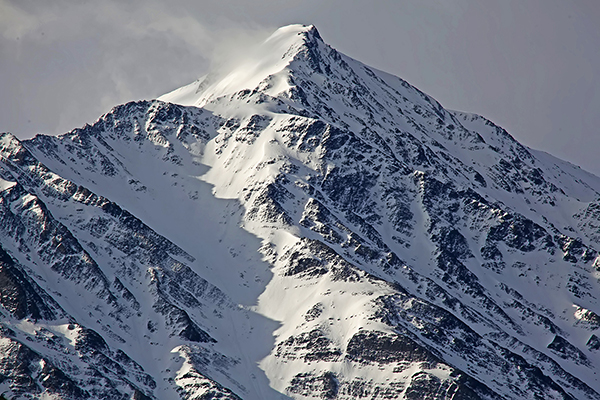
2;24;600;399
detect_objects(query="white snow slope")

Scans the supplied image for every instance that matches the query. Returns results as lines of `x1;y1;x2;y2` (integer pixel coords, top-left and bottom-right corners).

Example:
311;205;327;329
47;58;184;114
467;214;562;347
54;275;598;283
1;24;600;400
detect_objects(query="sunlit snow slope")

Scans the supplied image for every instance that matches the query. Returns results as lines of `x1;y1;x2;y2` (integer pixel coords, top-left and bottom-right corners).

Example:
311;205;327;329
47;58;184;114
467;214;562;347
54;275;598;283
2;24;600;400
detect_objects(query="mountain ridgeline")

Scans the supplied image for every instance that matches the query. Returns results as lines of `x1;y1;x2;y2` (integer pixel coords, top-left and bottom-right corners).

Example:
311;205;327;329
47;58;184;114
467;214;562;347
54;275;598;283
1;24;600;400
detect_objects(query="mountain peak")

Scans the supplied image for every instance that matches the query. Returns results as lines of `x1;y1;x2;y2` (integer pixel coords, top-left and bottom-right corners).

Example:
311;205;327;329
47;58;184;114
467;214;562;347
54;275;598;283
260;23;323;56
159;24;328;108
267;23;321;42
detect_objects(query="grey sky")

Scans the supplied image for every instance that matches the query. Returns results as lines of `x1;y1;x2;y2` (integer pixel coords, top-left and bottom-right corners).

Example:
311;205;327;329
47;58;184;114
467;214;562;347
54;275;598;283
2;0;599;175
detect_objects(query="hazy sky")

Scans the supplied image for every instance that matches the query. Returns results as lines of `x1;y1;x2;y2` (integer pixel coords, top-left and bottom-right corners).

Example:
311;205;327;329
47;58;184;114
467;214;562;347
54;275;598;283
2;0;600;175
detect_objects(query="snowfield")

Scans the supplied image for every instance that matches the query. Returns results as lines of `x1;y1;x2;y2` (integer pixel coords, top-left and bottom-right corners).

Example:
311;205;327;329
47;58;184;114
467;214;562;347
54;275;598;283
1;24;600;399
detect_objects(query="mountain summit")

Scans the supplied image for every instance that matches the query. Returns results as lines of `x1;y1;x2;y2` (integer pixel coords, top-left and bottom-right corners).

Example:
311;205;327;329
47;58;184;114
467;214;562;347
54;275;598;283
160;24;325;107
1;24;600;400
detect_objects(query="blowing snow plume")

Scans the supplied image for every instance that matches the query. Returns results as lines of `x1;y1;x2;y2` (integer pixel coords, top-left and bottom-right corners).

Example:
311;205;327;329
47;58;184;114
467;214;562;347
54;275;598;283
0;0;270;140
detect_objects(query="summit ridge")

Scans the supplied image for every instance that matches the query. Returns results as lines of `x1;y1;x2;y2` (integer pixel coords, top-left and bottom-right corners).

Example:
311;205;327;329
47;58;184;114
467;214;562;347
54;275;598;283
159;24;323;108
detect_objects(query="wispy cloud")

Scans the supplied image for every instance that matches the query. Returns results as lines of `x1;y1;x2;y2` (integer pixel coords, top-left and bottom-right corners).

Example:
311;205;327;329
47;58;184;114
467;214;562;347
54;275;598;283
0;0;271;137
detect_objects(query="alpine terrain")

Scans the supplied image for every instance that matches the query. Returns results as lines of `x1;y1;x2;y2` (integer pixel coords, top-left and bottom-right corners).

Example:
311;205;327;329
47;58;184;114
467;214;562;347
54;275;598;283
2;24;600;400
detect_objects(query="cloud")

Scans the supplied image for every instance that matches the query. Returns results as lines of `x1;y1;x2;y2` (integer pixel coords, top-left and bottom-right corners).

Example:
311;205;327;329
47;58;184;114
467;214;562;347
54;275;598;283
0;0;271;138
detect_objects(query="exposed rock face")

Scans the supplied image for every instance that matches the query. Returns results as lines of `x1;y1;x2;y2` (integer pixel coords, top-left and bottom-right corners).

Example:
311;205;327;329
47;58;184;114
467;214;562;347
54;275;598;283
1;24;600;399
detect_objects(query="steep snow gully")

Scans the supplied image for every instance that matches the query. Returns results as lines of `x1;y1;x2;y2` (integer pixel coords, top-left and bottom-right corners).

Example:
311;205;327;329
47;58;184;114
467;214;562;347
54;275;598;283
2;24;600;399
